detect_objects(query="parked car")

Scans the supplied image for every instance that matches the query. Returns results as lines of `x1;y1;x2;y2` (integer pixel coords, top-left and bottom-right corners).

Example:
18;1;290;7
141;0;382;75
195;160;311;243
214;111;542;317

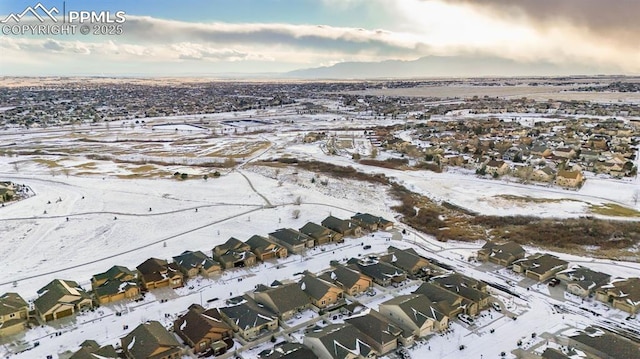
457;313;475;325
548;278;560;287
491;302;502;311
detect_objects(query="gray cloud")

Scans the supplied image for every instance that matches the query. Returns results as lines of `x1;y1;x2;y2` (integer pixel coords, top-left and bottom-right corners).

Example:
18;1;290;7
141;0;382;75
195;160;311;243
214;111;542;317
440;0;640;43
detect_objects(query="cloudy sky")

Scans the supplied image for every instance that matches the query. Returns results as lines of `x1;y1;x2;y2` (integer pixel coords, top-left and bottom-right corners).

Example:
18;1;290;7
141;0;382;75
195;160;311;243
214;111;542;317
0;0;638;76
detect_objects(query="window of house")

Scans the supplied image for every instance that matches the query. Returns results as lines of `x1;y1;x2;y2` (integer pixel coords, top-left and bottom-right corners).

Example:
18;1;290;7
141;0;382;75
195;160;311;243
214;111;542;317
9;313;16;318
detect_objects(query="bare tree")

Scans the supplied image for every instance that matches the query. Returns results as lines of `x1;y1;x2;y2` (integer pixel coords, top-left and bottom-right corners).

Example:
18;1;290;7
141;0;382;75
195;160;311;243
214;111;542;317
633;190;640;206
294;196;302;205
292;209;301;219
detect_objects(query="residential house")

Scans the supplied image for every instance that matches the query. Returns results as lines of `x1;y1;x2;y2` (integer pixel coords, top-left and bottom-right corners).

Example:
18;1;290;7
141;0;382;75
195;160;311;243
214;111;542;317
219;298;279;340
245;235;288;261
595;277;640;314
556;267;611;298
91;265;140;305
555;169;584;188
413;282;476;317
253;282;311;320
173;304;234;356
561;326;640;359
213;238;257;269
136;258;184;291
350;213;393;231
380;247;431;277
319;264;372;296
172;250;221;278
0;292;29;336
345;309;402;355
484;159;509;176
69;340;118;359
530;145;551;158
347;258;407;287
269;228;315;254
304;323;376;359
34;279;93;322
530;167;556;183
299;222;343;246
298;272;345;309
477;241;526;266
553;147;577;159
321;216;363;237
121;321;182;359
379;294;448;339
431;273;490;310
512;254;569;282
258;342;319;359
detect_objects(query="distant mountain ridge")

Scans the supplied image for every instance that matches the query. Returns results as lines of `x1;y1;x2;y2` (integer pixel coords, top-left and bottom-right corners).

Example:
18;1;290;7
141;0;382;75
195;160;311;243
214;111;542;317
284;55;618;79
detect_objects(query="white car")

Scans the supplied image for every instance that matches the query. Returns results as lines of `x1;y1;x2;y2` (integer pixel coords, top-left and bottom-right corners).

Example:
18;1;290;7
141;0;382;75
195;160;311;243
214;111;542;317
457;313;475;325
491;302;502;311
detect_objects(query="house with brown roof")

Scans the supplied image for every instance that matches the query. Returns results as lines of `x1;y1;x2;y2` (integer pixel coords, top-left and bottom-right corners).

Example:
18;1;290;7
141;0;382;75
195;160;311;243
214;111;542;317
512;253;569;282
121;321;183;359
477;241;526;266
213;238;257;269
347;258;407;287
218;298;279;340
485;159;509;176
173;304;233;356
299;222;342;245
34;279;93;322
431;273;490;310
595;277;640;314
319;264;372;296
321;216;362;237
91;265;140;305
69;340;118;359
555;169;584;188
253;282;311;320
0;292;29;336
345;309;402;355
172;250;221;278
245;235;288;261
560;326;640;359
269;228;315;254
298;273;345;309
136;258;184;291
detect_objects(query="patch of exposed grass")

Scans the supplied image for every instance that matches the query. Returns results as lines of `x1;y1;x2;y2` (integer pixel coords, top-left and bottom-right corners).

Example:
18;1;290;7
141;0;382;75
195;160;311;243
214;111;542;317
129;164;157;173
208;141;270;158
590;203;640;217
494;195;583;204
73;162;97;169
32;159;60;168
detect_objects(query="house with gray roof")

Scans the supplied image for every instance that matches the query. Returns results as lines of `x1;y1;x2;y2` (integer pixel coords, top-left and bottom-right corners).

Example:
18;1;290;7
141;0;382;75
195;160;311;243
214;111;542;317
513;253;569;282
269;228;314;254
381;247;431;276
299;222;343;245
91;265;140;305
561;326;640;359
213;237;250;257
121;320;182;359
172;250;221;278
253;282;311;320
345;309;402;355
350;213;393;231
347;258;407;287
556;266;611;298
431;273;490;310
379;294;448;340
0;292;29;336
34;279;93;322
218;298;278;340
258;342;318;359
303;323;375;359
413;282;477;316
213;238;257;269
477;241;526;266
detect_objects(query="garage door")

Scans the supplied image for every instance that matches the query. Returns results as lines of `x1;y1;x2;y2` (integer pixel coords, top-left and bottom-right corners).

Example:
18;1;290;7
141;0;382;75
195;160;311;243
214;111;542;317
57;308;73;319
